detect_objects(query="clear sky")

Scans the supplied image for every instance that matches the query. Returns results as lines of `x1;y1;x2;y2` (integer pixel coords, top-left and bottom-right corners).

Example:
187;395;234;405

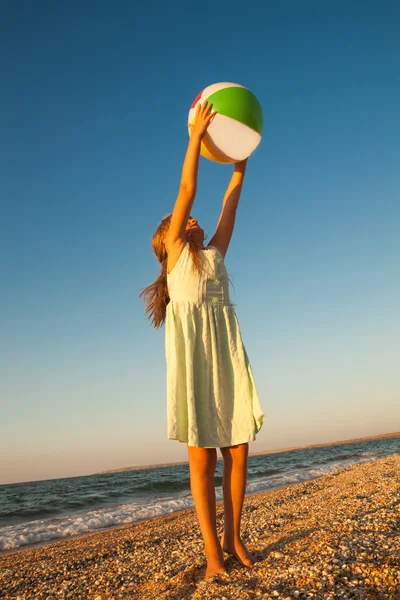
1;1;399;485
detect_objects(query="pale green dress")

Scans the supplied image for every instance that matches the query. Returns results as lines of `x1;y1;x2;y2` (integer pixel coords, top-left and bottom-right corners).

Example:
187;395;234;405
166;243;264;448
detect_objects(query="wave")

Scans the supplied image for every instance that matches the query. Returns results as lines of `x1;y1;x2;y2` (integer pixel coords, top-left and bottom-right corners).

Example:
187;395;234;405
248;468;284;479
355;451;377;457
319;451;379;466
136;478;191;493
0;495;196;551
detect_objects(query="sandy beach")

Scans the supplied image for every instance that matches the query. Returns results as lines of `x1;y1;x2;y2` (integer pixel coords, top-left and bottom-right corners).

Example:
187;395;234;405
1;454;399;600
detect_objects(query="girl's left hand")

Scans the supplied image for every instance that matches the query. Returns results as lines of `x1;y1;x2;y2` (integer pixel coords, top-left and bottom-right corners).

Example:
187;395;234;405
188;101;216;140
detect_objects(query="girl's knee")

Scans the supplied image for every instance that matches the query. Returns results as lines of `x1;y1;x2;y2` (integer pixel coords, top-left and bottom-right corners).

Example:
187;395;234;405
188;446;217;474
220;442;249;464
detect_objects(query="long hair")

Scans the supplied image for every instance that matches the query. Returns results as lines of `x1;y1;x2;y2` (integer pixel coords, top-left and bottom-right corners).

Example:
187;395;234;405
140;214;202;328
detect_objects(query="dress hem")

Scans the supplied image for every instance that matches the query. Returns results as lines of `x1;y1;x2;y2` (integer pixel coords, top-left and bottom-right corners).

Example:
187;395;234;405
167;435;257;448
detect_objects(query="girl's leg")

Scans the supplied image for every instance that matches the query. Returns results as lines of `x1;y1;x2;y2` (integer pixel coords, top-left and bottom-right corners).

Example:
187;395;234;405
219;442;256;567
187;445;226;577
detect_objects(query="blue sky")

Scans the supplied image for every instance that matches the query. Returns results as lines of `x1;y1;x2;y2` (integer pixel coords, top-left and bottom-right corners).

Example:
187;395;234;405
1;1;399;484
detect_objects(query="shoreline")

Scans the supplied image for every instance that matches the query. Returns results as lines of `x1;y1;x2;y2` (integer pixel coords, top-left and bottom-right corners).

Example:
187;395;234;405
96;430;400;474
2;449;397;558
1;455;399;599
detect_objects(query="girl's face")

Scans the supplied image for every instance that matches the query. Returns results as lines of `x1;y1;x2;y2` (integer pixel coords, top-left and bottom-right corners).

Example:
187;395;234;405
186;216;205;246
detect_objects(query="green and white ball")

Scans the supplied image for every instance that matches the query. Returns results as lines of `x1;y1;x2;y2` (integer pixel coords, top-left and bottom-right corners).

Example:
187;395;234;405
188;82;263;163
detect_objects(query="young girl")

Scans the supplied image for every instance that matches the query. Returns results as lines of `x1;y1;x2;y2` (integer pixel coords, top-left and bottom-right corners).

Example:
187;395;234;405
141;100;264;578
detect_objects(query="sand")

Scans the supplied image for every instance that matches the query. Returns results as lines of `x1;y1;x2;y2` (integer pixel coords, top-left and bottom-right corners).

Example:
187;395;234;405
1;455;399;600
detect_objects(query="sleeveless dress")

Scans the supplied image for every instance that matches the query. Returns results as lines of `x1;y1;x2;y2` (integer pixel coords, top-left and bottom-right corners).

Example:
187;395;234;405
166;243;264;448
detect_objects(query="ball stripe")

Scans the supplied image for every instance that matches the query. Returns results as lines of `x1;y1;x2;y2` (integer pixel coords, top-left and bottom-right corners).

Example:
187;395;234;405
188;117;234;163
206;86;263;135
190;90;202;109
201;135;235;164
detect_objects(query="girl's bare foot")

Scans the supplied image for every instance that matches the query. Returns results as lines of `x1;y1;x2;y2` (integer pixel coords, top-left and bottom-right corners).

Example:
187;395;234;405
220;534;256;568
204;548;227;578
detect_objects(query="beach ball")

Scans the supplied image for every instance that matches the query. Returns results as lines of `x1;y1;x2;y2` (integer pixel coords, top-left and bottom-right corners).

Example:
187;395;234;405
188;82;263;164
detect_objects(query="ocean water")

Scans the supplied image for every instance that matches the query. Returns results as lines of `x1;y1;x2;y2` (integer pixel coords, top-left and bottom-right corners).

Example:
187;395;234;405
1;435;399;552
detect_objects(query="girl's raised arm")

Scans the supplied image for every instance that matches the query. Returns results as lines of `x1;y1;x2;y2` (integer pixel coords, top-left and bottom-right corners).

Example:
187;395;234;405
165;102;215;249
208;159;247;257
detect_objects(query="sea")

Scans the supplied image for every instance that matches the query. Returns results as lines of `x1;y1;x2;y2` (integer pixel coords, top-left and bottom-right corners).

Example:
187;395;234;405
1;435;399;552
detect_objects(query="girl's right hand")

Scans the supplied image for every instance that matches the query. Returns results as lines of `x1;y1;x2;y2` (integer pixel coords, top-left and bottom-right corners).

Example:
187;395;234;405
188;101;216;140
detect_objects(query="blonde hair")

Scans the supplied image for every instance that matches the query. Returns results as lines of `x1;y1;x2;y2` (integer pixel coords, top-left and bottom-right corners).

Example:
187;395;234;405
140;215;202;328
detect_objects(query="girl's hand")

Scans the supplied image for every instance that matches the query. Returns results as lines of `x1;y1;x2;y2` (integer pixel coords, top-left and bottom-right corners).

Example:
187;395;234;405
188;101;216;140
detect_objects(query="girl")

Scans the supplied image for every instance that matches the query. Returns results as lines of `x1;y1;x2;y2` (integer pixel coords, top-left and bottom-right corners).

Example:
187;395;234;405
141;100;264;578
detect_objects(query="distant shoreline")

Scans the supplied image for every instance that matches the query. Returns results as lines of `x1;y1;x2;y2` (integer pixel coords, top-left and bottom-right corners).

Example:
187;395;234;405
96;430;400;474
